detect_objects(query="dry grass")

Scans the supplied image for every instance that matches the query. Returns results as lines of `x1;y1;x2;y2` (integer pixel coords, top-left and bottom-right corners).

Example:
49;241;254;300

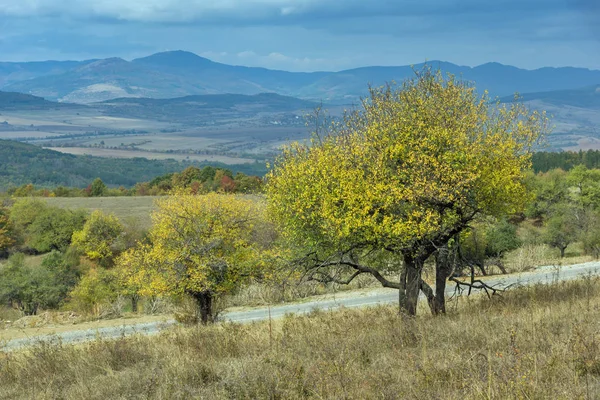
1;278;600;399
505;243;594;274
43;196;159;229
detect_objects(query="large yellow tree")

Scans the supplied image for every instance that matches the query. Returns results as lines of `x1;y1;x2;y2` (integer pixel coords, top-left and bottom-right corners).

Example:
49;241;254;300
267;69;547;315
118;193;266;323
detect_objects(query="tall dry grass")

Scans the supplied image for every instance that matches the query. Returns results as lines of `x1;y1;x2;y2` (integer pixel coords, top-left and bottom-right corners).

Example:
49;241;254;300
2;277;600;399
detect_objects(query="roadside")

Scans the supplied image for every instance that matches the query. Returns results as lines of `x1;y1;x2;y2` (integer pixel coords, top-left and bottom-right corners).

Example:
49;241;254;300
2;260;600;351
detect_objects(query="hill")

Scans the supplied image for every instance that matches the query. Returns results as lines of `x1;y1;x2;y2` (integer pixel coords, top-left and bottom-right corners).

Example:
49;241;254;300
96;92;320;123
0;91;82;110
500;84;600;109
2;51;600;103
0;139;267;190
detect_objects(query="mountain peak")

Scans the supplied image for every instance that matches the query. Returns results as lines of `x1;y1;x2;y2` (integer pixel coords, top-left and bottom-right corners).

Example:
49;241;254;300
133;51;214;68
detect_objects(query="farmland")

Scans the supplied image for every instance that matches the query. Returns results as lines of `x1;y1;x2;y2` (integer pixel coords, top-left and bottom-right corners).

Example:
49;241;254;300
0;92;322;165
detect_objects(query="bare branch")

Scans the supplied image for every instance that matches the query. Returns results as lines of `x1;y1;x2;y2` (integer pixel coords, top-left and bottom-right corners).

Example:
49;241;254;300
308;270;366;285
449;276;505;299
305;259;400;289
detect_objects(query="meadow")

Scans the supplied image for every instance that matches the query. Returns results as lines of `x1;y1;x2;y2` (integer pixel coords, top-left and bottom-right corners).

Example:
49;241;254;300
43;196;159;229
1;278;599;399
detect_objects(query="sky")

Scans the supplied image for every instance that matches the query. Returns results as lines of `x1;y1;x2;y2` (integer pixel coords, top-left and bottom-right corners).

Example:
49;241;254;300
0;0;598;71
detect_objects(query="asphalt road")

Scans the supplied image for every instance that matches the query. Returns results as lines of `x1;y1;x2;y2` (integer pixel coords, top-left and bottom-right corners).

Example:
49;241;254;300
2;261;599;351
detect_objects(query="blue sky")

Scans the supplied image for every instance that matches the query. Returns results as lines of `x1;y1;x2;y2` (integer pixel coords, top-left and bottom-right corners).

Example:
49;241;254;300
0;0;598;71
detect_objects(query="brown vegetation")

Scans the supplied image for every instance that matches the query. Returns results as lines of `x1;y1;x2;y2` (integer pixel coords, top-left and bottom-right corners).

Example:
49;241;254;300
1;278;600;399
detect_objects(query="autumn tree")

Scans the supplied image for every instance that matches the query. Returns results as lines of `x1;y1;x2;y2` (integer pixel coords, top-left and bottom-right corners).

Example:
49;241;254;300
117;193;267;323
0;206;15;257
267;69;546;316
72;210;124;267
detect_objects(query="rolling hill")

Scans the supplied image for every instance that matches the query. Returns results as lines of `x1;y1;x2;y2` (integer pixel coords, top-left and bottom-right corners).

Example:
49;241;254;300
0;139;266;190
96;93;320;123
0;91;82;110
500;84;600;109
2;51;600;103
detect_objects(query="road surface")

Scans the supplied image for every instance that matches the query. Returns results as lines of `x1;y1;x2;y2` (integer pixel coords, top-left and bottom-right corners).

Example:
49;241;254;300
2;261;599;351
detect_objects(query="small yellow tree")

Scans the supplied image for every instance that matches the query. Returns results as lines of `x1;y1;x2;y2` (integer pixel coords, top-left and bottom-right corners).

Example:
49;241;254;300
267;69;547;315
72;210;124;267
118;193;265;323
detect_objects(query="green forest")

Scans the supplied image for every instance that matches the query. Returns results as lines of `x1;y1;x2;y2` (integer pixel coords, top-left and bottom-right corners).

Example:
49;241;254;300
0;139;267;190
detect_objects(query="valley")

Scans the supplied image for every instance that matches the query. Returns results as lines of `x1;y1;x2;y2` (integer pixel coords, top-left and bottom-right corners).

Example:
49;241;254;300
1;53;599;158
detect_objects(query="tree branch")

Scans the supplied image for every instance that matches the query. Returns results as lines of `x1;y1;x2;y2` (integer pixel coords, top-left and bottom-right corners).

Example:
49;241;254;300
449;276;505;299
310;260;401;289
308;270;366;285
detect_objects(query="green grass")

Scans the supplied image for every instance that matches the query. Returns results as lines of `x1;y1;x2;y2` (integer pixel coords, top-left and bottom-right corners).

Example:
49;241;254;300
1;278;600;399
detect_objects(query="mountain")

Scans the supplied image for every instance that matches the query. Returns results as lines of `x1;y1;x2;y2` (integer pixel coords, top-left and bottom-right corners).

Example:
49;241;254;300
500;84;600;109
2;51;600;103
0;60;92;87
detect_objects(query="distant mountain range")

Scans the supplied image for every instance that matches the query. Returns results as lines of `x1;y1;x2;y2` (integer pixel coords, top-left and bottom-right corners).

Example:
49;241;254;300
2;51;600;104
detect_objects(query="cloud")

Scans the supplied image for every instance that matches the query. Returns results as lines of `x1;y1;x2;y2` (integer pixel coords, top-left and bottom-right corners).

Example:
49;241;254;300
208;50;338;71
0;0;598;70
0;0;582;25
0;0;594;49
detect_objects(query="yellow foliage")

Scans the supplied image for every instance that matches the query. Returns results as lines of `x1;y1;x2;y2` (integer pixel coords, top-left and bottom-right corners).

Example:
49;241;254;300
267;69;547;254
72;210;124;266
117;193;268;298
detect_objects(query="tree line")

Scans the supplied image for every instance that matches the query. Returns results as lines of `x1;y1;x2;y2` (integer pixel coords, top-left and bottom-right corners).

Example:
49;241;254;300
5;166;263;197
0;139;267;191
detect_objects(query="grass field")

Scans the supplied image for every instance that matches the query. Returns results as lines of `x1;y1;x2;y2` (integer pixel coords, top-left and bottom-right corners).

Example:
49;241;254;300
44;196;159;228
1;278;599;399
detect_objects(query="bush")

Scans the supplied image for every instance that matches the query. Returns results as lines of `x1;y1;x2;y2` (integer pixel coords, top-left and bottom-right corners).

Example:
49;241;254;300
69;268;122;317
0;251;81;315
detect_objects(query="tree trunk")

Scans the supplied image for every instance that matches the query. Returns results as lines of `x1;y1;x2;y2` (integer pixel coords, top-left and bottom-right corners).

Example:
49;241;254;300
560;246;566;258
495;260;508;275
192;291;213;324
398;265;407;313
434;248;451;314
401;254;423;316
476;262;487;276
131;295;139;313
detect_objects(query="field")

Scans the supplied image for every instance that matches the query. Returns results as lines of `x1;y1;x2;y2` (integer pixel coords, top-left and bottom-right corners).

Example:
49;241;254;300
45;147;257;164
44;196;159;228
0;97;316;165
1;278;599;399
